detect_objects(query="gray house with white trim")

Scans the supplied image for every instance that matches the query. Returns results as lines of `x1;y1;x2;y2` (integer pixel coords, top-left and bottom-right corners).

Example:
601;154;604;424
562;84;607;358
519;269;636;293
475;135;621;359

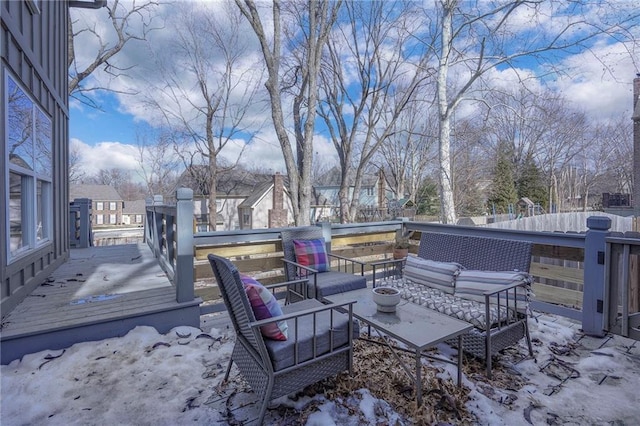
1;1;105;318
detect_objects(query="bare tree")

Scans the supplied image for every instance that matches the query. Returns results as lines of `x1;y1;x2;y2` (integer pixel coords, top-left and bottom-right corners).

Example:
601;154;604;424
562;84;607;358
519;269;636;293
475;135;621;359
135;127;180;199
145;2;265;229
235;0;341;226
377;100;437;205
599;117;634;195
87;168;145;200
318;1;432;223
424;0;639;223
69;143;85;184
68;0;164;105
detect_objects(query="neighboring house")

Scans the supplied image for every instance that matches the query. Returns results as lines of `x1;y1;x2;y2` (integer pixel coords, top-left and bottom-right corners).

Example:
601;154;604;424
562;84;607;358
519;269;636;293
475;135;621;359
1;1;103;318
122;199;147;227
237;172;292;230
69;184;125;227
178;167;293;231
313;167;391;221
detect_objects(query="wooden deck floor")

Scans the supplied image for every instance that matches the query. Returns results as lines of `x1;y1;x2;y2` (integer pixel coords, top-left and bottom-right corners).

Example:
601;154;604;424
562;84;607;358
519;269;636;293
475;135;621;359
0;244;201;364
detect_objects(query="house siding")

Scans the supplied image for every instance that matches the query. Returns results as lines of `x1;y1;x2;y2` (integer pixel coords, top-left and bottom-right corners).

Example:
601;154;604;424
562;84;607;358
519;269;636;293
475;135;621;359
1;0;69;317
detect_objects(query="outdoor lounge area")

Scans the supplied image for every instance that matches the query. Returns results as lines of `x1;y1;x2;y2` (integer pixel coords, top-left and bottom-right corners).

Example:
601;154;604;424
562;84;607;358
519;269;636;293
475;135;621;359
3;196;640;424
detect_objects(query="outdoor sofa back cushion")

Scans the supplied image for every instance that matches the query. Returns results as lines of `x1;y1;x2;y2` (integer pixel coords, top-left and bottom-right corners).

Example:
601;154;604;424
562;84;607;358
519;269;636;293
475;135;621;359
403;256;462;294
454;270;531;303
240;275;288;341
293;238;330;272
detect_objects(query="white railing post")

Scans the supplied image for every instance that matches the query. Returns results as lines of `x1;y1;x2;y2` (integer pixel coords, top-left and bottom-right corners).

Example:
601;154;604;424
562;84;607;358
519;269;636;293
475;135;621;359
175;188;194;303
583;216;611;336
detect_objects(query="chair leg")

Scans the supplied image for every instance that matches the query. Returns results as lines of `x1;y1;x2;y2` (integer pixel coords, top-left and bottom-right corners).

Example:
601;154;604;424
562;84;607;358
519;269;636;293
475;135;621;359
257;377;275;425
223;357;234;382
485;334;493;379
524;320;534;357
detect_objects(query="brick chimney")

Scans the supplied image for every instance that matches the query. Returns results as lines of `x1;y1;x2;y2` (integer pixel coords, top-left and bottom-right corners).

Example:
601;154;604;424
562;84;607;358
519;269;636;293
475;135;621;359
633;76;640;215
268;172;287;228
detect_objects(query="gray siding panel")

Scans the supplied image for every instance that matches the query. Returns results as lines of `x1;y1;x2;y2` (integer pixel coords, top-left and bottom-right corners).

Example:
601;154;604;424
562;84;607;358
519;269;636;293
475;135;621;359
1;0;70;318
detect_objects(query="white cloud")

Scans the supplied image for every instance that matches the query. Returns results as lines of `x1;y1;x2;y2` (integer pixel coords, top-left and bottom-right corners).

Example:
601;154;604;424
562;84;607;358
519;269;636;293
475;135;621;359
549;40;639;121
71;138;140;178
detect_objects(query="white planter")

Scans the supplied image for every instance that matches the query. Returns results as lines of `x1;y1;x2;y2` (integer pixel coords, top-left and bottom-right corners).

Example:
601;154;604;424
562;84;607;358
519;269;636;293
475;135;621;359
372;286;401;312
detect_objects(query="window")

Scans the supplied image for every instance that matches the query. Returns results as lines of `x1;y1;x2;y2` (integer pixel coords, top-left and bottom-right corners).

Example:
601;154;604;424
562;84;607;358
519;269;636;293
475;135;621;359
96;202;104;210
6;72;52;261
243;210;251;226
109;214;116;224
135;214;142;223
96;214;104;225
109;202;116;211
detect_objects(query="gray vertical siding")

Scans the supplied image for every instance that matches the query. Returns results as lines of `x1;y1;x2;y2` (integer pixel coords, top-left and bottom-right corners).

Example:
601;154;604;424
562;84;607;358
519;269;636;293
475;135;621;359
1;0;70;317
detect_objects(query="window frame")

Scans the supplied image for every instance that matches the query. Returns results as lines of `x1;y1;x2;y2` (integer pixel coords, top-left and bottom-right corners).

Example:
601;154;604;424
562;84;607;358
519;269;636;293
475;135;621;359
109;201;116;211
5;70;53;263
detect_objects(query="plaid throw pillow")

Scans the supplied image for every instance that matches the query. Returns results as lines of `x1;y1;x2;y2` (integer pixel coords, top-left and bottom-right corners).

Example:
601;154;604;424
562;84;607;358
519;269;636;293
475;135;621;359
240;275;288;341
293;238;330;272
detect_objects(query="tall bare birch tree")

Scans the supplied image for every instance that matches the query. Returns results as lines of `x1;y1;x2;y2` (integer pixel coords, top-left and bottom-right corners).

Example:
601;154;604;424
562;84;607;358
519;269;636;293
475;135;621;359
235;0;341;226
427;0;639;223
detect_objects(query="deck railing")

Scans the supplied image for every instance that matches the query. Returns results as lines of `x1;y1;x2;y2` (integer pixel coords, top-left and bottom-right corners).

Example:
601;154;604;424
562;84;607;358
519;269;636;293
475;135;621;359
605;235;640;340
69;198;92;248
145;189;194;303
145;188;639;340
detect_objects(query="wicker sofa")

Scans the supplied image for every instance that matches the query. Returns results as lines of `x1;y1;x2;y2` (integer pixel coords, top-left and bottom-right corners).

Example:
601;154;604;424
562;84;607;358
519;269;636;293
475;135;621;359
375;232;534;377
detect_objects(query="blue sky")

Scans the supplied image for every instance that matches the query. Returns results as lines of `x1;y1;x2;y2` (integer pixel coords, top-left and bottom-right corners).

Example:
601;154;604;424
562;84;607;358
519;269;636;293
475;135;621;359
70;92;140;145
68;0;640;181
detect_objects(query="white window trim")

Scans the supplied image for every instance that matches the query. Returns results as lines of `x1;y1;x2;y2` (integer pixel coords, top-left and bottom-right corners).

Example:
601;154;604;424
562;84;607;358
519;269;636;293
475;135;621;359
5;70;53;263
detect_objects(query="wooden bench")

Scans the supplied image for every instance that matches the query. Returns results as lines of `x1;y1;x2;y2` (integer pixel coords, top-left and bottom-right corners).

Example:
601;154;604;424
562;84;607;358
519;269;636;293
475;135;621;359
374;232;534;377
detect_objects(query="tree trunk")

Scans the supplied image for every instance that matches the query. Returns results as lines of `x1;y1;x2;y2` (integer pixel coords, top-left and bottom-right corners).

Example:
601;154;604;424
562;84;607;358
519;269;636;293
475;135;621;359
436;1;457;224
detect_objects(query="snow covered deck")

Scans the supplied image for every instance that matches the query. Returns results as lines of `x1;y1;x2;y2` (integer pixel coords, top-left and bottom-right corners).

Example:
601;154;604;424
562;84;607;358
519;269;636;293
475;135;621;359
0;244;200;364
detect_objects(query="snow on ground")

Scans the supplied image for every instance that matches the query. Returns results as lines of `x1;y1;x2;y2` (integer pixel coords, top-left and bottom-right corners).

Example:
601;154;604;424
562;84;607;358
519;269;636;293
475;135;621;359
1;312;639;425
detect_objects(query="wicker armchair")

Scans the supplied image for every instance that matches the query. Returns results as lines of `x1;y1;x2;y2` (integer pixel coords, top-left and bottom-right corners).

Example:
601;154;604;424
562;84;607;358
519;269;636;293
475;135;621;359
208;254;358;424
280;226;367;301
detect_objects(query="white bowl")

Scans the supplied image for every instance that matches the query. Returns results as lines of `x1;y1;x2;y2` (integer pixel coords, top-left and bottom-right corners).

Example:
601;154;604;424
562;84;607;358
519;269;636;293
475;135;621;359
372;286;401;312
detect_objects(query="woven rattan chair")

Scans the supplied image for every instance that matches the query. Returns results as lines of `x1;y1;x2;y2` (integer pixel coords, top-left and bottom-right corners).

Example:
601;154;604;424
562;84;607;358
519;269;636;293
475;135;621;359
281;226;366;300
208;254;358;424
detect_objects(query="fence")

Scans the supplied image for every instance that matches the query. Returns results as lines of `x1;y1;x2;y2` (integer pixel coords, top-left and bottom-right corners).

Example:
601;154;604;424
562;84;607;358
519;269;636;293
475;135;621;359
143;188;640;340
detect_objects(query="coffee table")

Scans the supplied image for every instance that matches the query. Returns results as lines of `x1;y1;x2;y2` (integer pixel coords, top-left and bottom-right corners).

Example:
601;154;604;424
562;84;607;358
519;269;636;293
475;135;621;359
324;286;473;406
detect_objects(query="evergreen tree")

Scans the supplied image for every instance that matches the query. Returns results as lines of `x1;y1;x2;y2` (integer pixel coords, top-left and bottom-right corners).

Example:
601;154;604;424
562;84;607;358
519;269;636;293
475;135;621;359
517;153;547;210
488;149;518;214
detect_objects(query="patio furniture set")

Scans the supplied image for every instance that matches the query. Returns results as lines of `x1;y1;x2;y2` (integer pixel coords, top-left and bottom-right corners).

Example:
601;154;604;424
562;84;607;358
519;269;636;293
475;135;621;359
208;227;534;424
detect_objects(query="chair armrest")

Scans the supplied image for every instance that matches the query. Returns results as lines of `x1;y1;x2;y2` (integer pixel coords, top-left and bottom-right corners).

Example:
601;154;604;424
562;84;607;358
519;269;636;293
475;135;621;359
262;279;309;291
282;258;319;274
481;280;529;296
263;278;309;300
369;258;405;287
249;300;356;327
327;253;365;275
